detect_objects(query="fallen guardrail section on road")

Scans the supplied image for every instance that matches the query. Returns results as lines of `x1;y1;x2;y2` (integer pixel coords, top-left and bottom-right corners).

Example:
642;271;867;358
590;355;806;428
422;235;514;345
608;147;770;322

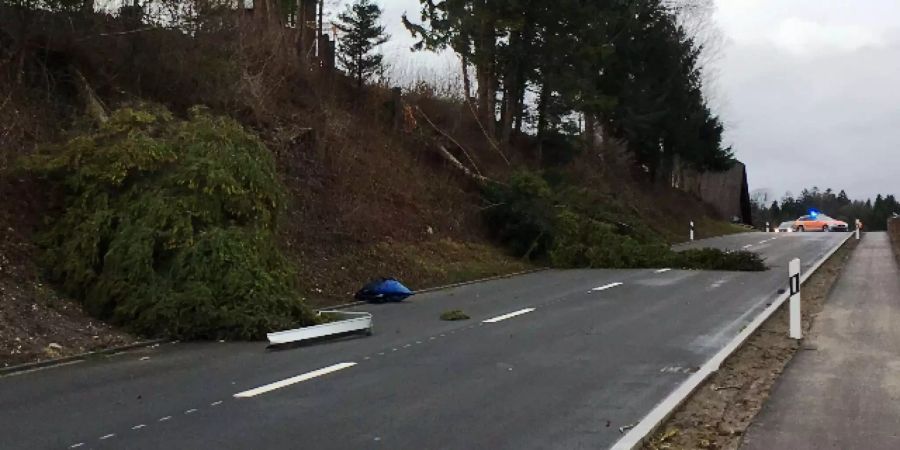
267;311;373;345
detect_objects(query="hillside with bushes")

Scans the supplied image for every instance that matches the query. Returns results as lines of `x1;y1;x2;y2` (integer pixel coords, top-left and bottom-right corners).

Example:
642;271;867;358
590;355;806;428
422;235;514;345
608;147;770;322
0;0;754;364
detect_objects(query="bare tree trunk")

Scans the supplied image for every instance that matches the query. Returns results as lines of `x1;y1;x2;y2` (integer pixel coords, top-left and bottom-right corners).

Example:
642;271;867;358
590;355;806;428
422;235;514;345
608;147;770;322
514;85;526;133
536;79;551;163
461;55;472;100
584;113;596;150
499;87;514;151
499;30;522;150
475;65;493;136
474;1;496;138
537;80;550;137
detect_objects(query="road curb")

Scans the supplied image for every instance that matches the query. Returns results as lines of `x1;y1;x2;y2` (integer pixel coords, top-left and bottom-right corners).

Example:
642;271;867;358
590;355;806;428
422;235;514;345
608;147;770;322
612;232;855;450
0;339;168;378
327;267;549;310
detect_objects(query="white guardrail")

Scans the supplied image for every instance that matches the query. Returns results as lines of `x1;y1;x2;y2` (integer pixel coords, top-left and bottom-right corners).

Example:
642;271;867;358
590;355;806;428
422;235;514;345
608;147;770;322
611;231;854;450
267;311;373;345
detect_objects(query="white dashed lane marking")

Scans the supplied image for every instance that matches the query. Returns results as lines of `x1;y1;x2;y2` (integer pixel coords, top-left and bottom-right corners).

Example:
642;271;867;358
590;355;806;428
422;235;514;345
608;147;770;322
483;308;536;323
210;401;223;406
69;444;84;449
185;409;198;414
233;362;357;398
654;268;671;274
99;434;115;440
591;282;623;292
132;424;146;430
159;416;172;422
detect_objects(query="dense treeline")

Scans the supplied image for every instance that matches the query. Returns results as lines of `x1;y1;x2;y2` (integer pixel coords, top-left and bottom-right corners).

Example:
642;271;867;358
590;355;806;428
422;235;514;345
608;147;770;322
752;188;900;231
404;0;733;179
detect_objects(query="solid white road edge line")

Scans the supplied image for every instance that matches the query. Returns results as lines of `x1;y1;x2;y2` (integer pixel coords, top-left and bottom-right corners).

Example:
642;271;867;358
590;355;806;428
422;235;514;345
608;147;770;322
654;268;672;274
233;362;357;399
591;282;624;292
483;308;536;323
611;231;853;450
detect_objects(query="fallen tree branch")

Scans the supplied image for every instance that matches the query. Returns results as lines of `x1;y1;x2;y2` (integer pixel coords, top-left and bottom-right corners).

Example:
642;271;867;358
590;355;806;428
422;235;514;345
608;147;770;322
77;27;157;41
436;144;489;186
70;66;108;124
415;106;488;182
464;96;510;166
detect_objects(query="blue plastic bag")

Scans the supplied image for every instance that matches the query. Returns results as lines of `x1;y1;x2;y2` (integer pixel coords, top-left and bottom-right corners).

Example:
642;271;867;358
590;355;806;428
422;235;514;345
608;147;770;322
354;277;414;303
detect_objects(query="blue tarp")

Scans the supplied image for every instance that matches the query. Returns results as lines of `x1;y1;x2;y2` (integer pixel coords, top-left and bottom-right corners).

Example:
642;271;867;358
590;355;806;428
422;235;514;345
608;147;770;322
354;277;414;303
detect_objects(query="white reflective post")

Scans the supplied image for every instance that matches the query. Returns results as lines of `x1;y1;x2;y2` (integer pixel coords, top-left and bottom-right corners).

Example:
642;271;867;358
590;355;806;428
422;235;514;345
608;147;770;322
789;258;802;339
690;221;695;241
766;222;770;233
855;219;861;240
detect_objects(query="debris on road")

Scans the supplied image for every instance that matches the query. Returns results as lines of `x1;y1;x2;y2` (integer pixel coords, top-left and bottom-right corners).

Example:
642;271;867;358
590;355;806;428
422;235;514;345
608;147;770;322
439;310;470;321
354;277;414;303
267;311;373;346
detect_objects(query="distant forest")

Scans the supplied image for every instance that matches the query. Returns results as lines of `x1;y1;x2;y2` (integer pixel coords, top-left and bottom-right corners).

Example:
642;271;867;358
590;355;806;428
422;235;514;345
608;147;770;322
752;188;900;231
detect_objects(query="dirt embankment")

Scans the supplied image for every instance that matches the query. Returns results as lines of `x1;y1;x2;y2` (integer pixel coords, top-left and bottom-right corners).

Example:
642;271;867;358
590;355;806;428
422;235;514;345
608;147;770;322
643;236;859;450
0;183;137;369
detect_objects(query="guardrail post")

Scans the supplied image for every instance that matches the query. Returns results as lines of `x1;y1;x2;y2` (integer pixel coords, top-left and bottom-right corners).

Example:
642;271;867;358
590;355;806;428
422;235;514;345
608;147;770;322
789;258;802;339
690;221;694;241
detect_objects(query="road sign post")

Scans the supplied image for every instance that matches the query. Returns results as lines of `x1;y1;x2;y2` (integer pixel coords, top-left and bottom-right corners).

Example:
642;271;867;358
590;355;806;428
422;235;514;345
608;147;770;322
690;221;694;241
789;258;802;339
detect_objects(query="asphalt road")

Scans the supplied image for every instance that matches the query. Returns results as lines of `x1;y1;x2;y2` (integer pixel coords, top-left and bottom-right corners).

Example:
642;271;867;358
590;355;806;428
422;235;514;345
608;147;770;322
0;232;849;450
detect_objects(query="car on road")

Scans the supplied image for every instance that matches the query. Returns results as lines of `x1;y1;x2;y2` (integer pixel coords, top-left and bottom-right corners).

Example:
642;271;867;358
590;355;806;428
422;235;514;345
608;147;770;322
775;221;796;232
794;214;849;232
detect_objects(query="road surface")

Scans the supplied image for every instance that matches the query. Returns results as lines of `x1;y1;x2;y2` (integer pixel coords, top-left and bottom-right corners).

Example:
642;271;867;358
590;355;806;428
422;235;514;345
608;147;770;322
0;232;848;450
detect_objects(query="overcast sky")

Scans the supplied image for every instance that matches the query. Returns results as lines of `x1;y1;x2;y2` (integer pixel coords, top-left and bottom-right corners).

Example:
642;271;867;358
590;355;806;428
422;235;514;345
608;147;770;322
340;0;900;201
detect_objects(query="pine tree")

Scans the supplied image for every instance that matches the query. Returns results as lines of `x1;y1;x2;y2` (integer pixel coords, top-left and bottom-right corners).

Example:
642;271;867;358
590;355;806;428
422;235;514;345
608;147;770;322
335;0;389;88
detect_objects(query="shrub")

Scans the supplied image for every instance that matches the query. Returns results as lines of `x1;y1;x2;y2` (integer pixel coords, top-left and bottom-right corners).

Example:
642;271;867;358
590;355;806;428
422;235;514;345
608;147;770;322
440;310;470;321
483;171;557;258
28;105;317;339
485;170;766;272
673;248;766;271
